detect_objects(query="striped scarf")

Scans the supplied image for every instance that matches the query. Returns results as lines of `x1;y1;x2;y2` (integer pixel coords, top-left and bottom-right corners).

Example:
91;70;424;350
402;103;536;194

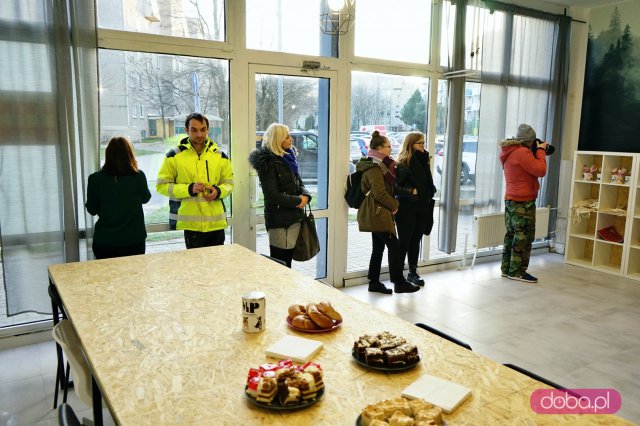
367;148;398;185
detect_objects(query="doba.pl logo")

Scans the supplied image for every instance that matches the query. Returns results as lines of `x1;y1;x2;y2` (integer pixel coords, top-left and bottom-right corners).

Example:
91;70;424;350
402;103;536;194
531;389;621;414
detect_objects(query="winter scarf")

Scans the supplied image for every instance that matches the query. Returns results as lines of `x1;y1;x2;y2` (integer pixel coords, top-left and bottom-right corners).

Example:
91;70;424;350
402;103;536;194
367;148;398;185
280;148;299;175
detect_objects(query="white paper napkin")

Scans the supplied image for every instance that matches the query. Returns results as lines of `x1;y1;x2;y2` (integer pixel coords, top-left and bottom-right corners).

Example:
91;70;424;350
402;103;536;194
265;335;323;363
401;374;472;413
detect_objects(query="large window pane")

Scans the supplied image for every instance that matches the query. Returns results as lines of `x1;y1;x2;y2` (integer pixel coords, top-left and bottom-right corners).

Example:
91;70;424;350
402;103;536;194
97;0;225;41
254;74;329;210
347;72;429;273
246;0;338;57
98;50;230;228
355;0;431;63
440;2;500;70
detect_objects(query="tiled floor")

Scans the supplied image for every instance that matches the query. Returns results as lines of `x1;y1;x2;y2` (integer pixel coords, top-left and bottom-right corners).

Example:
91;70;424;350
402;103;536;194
1;252;639;425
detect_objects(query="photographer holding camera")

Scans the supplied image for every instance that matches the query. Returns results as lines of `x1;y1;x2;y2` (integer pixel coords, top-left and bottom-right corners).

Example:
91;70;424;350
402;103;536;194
498;124;550;283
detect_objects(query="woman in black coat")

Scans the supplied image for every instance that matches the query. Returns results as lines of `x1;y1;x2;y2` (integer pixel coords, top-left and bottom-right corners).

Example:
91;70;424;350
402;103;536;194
248;123;311;267
394;131;437;286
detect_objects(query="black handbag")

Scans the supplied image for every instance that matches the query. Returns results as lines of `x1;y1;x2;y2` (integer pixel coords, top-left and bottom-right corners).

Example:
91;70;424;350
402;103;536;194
293;206;320;261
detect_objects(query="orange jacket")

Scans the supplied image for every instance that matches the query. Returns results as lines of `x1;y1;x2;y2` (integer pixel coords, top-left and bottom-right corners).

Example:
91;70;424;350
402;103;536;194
499;139;547;201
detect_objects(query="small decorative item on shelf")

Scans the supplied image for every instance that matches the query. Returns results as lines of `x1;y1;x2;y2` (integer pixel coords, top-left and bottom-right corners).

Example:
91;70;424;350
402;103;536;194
590;165;601;181
612;168;627;184
582;164;593;181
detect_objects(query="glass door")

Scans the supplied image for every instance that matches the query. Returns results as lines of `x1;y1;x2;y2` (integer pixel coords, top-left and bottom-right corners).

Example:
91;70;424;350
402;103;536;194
248;65;336;280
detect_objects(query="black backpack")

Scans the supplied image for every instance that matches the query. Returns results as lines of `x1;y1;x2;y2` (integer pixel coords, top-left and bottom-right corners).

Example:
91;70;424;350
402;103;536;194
344;171;366;208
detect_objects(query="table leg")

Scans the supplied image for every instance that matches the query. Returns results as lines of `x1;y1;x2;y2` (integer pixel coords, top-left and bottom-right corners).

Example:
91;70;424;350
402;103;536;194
92;376;103;426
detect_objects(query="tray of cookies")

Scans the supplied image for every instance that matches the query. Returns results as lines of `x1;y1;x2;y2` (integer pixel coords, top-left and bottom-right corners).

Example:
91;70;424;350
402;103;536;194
356;397;445;425
286;302;343;333
245;359;324;411
352;331;420;372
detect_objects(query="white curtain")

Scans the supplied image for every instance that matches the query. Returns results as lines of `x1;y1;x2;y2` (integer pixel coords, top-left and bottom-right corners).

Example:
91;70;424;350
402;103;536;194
474;1;569;218
0;0;98;317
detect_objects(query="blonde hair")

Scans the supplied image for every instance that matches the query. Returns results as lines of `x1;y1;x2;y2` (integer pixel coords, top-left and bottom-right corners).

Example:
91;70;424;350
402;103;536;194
262;123;290;156
396;131;425;165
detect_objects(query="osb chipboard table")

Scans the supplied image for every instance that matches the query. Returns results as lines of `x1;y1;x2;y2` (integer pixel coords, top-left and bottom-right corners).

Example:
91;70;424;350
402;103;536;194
48;244;631;425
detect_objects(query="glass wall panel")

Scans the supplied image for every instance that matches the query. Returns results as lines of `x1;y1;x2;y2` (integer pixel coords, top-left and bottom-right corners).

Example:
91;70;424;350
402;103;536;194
98;50;230;228
97;0;225;41
253;74;329;212
347;71;430;272
246;0;338;57
355;0;431;64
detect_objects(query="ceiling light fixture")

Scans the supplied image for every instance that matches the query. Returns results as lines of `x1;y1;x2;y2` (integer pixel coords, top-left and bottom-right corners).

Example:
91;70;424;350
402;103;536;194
320;0;353;35
327;0;345;11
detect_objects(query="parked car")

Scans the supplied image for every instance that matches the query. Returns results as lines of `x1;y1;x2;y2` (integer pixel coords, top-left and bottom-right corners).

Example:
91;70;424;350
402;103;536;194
256;130;319;180
350;136;369;163
435;136;477;185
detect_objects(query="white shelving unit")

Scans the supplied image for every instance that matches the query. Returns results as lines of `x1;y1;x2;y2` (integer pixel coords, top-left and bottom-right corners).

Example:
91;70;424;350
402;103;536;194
565;151;640;280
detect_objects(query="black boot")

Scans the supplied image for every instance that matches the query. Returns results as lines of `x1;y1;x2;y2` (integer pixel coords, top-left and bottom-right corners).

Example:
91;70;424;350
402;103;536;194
394;280;420;293
407;270;425;286
368;281;393;294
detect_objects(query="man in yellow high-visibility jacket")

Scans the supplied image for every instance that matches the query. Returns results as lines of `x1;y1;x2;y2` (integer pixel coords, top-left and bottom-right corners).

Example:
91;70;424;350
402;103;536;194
156;113;234;248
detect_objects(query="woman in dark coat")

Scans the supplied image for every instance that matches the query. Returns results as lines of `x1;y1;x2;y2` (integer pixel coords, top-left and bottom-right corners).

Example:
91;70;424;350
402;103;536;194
248;123;311;267
394;131;437;286
85;136;152;259
356;131;420;294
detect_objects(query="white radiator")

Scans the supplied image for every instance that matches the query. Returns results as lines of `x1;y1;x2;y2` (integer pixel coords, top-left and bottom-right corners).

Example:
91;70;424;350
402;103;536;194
467;207;550;267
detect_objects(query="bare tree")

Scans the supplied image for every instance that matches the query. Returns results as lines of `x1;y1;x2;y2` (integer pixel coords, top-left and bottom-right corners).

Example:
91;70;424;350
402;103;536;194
128;53;178;139
255;76;317;131
351;85;377;130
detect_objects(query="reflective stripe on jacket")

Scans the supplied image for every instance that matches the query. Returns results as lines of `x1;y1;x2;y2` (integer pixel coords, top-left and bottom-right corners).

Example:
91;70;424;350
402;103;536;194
156;137;233;232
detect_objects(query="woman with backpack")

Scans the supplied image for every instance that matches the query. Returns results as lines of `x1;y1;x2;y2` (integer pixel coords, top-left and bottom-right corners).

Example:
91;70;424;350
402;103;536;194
249;123;311;267
356;131;420;294
394;131;437;286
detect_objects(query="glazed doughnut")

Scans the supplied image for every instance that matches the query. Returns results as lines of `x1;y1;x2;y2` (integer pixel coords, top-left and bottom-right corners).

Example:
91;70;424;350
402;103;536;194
292;314;320;330
288;304;306;318
316;301;342;322
307;304;334;329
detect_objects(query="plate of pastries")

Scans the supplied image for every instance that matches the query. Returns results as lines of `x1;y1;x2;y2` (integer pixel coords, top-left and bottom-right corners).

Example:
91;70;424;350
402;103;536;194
245;359;324;410
287;302;343;333
357;397;445;426
352;332;420;372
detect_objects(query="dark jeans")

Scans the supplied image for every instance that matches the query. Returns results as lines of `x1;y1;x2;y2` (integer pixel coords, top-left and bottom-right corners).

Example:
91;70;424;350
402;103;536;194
395;201;428;270
269;245;294;268
368;232;405;284
184;229;225;249
92;241;145;260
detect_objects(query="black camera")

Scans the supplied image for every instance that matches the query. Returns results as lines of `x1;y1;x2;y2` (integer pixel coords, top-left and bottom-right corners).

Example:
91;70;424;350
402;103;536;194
532;138;555;155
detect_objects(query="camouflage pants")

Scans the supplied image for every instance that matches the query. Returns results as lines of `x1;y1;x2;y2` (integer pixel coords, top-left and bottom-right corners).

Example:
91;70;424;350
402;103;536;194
501;200;536;277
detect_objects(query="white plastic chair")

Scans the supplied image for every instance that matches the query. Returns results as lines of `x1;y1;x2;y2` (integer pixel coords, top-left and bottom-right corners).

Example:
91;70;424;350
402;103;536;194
51;319;94;408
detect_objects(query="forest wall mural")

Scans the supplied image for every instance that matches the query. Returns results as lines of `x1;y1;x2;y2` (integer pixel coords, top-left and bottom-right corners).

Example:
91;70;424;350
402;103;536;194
579;0;640;152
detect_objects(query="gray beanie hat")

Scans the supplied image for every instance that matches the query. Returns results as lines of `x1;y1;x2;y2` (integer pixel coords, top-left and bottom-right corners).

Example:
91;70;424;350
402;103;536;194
516;124;536;142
